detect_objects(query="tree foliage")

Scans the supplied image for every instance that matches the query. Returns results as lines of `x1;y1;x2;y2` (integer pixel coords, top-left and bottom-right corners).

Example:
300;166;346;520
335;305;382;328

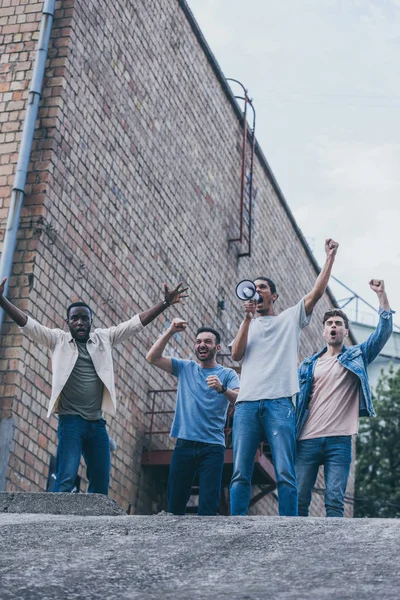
355;366;400;518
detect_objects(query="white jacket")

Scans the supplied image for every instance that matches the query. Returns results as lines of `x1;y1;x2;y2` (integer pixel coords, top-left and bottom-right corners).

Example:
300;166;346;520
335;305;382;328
22;315;144;417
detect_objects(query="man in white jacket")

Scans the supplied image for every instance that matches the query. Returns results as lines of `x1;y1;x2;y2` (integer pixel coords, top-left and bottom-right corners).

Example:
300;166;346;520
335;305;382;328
0;276;187;494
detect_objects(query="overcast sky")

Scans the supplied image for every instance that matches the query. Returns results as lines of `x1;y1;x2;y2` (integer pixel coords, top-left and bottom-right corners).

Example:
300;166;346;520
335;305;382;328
186;0;400;326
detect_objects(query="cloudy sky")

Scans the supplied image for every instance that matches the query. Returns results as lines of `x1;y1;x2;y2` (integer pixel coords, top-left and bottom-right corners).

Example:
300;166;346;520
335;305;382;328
186;0;400;326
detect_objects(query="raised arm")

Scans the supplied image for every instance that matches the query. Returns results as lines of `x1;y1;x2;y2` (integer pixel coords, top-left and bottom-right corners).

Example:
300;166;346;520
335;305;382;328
370;279;391;313
146;318;187;374
139;282;188;327
304;239;339;316
0;277;28;326
231;301;255;362
360;280;394;364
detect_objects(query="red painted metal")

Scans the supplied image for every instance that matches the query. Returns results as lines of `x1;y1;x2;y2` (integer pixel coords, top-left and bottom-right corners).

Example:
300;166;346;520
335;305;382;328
238;106;256;258
227;78;256;257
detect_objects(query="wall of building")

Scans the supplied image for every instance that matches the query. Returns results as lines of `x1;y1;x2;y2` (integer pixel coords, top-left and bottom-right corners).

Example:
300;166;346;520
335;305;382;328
0;0;353;516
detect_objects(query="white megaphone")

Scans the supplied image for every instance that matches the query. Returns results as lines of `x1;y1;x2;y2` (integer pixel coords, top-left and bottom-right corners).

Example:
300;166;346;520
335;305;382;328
235;280;260;317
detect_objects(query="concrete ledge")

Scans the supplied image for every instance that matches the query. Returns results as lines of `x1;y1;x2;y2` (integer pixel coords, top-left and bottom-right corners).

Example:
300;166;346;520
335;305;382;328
0;492;125;516
1;515;400;599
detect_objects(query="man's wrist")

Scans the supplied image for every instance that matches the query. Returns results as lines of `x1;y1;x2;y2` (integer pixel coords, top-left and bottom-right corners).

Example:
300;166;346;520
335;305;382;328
162;299;170;309
218;384;227;394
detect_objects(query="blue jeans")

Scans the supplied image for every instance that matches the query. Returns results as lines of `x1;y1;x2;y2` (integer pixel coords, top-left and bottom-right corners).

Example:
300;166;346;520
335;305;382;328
296;436;352;517
167;439;225;515
54;415;110;495
230;399;297;516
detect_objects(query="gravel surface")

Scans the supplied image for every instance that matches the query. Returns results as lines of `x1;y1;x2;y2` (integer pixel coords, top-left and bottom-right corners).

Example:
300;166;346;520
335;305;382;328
1;510;400;599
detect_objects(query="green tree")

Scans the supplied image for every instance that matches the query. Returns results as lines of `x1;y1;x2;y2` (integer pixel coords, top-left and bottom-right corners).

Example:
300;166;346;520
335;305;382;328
355;366;400;517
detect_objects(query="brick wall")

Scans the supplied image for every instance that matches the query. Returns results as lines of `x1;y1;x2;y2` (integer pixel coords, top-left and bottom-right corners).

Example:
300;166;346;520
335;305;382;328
0;0;354;516
0;0;74;492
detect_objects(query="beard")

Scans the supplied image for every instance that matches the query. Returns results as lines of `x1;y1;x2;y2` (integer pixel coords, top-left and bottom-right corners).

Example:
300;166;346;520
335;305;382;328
195;347;217;362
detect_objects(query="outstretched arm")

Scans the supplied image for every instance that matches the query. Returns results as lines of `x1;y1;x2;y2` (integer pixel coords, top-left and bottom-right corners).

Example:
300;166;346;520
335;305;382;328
0;277;28;326
139;282;188;327
146;318;187;374
304;239;339;316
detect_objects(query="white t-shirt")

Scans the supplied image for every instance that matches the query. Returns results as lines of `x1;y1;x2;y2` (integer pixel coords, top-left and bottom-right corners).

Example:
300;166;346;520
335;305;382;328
236;298;311;402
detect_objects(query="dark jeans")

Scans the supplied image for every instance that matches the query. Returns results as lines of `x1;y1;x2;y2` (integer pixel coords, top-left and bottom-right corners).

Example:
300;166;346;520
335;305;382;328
167;439;225;515
54;415;110;495
296;435;352;517
230;399;297;516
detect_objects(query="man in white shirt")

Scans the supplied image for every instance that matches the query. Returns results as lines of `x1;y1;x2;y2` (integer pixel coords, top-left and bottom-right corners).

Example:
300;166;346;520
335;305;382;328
230;239;338;516
0;276;187;494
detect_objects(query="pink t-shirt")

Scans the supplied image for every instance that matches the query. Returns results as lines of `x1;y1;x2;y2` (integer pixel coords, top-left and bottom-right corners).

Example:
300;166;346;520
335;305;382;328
299;354;360;441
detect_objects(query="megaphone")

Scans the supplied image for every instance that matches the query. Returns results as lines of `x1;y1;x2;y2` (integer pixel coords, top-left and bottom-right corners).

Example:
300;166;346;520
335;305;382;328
235;280;260;303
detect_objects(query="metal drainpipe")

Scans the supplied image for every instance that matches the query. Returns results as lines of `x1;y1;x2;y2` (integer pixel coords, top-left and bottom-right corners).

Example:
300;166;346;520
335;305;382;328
0;0;56;333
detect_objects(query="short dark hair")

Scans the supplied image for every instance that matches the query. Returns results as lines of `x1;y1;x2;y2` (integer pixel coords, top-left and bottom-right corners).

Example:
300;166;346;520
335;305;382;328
254;277;277;295
66;302;93;320
196;327;221;345
322;309;349;329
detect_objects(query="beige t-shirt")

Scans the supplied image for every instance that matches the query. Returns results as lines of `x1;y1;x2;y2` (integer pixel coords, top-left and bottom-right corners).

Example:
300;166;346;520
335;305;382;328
299;354;360;441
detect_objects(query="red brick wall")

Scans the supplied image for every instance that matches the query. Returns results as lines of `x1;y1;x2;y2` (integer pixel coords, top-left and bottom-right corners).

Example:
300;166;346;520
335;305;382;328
0;0;354;516
0;0;74;492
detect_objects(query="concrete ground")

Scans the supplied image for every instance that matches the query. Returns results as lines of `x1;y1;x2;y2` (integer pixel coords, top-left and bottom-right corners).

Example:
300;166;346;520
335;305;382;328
0;494;399;599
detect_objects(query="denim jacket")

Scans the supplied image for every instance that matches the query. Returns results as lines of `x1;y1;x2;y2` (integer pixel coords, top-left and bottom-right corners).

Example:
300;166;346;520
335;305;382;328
296;308;394;438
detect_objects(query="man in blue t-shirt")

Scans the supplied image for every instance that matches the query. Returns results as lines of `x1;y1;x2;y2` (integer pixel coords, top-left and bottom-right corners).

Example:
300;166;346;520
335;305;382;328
146;319;240;515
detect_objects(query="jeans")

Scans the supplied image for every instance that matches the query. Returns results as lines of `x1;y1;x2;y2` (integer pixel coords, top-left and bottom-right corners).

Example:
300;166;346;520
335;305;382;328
54;415;111;495
167;439;225;515
230;399;297;516
296;435;352;517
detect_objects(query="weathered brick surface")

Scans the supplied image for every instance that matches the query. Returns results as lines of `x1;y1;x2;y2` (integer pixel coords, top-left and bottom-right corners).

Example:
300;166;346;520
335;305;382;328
0;0;354;516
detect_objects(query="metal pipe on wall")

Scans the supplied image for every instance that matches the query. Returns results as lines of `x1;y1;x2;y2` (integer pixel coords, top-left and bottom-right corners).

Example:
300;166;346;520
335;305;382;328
0;0;56;333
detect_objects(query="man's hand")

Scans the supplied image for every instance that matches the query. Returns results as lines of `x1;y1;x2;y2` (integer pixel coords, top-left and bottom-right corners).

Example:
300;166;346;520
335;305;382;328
168;318;187;334
369;279;391;312
243;300;257;320
164;282;188;306
369;279;385;295
0;277;6;297
206;375;224;393
140;282;188;327
325;238;339;258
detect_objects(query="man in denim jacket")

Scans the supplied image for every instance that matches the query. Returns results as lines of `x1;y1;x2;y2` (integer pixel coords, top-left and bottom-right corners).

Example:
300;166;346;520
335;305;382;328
296;280;393;517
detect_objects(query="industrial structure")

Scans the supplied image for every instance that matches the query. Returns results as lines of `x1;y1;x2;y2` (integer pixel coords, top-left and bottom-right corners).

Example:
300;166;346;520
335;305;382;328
1;0;351;515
